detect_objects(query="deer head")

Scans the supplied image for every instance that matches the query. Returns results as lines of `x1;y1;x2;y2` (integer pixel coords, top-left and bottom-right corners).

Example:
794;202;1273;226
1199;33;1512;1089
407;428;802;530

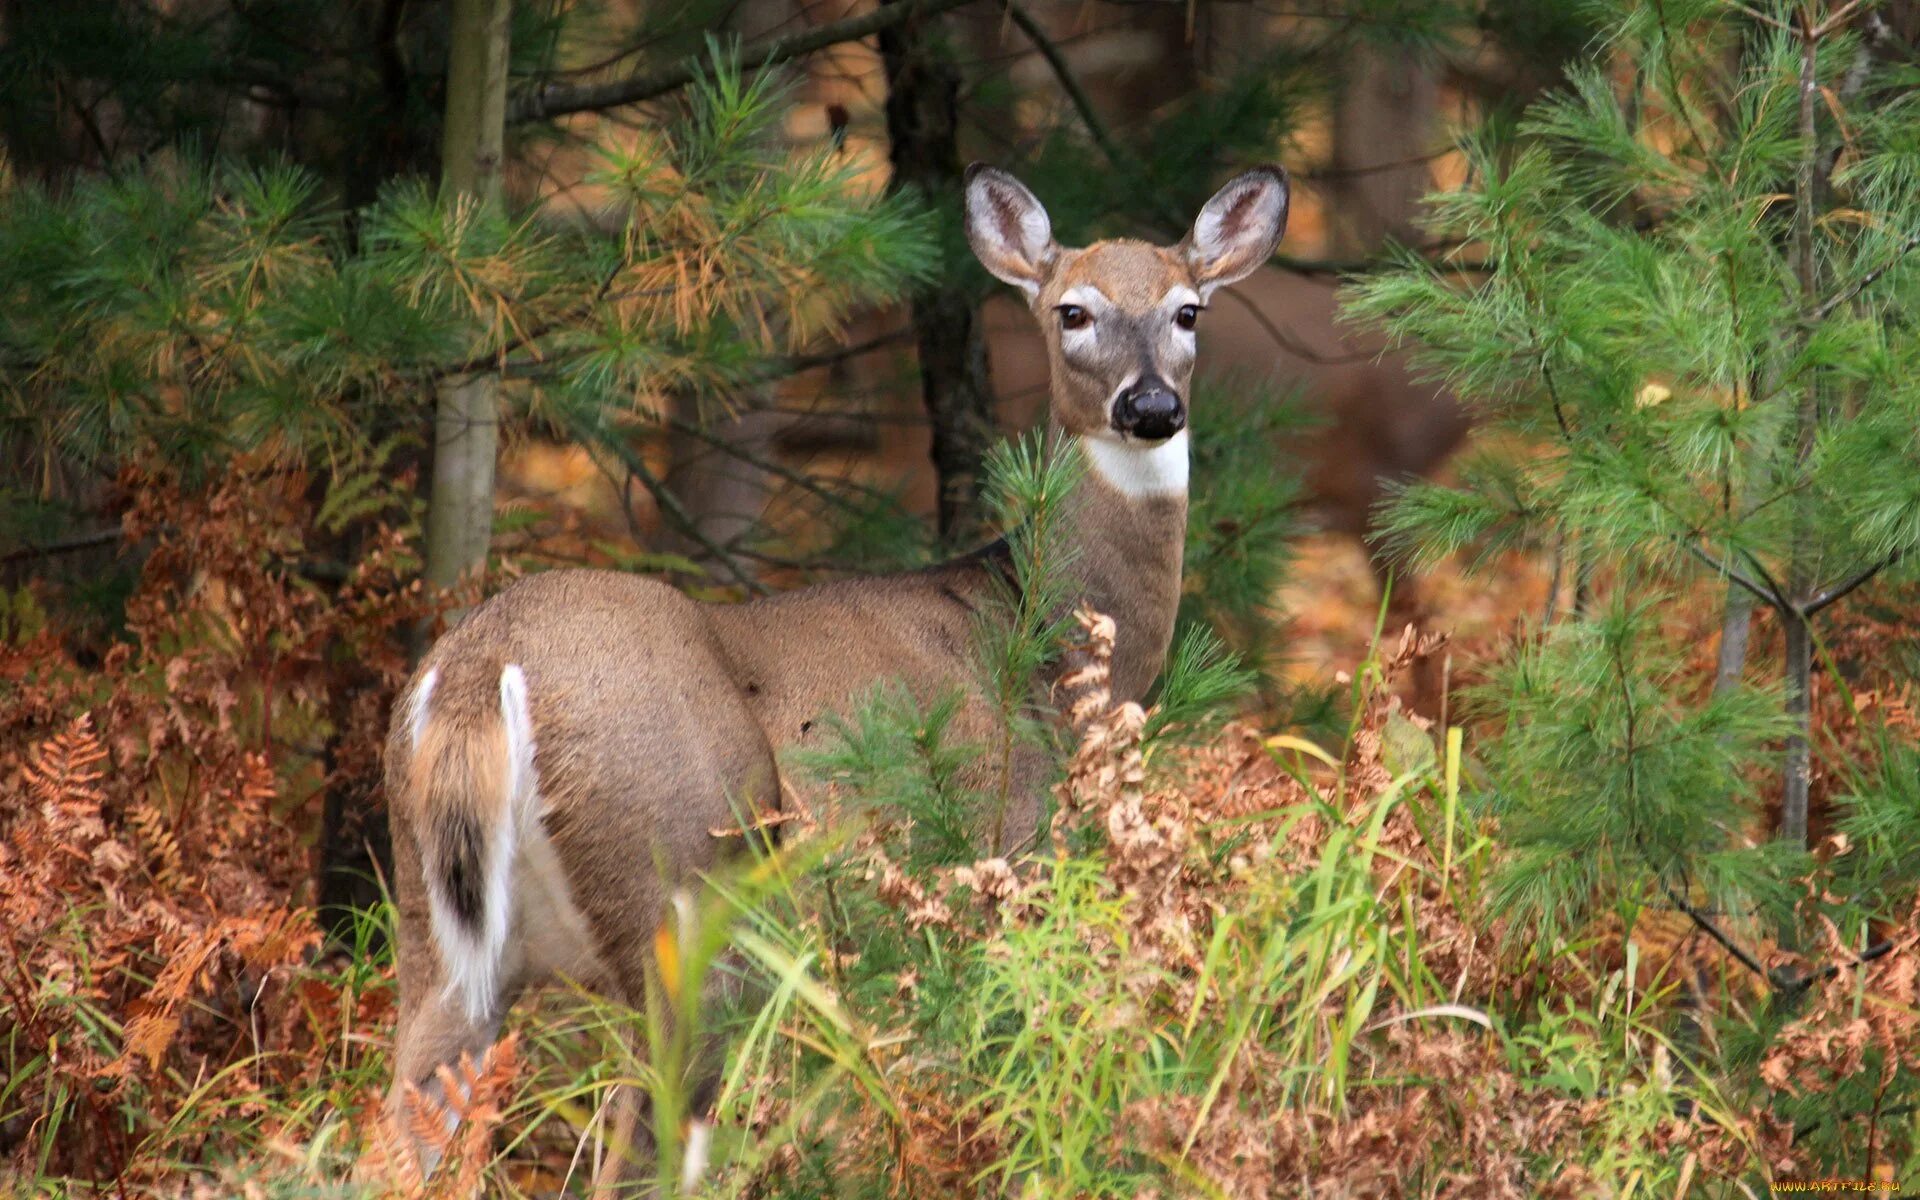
963;164;1290;449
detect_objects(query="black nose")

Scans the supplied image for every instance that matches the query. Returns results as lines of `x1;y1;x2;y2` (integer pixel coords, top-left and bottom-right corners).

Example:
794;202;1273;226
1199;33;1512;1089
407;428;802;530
1113;383;1186;441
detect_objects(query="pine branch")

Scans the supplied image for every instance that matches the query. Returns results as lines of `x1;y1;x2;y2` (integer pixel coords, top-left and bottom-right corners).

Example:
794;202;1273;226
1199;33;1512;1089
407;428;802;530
507;0;983;124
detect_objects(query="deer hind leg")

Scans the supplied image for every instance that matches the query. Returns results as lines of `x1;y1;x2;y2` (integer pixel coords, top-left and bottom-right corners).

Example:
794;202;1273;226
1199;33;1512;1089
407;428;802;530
582;775;778;1196
375;661;552;1179
561;677;780;1196
379;872;516;1179
588;906;745;1200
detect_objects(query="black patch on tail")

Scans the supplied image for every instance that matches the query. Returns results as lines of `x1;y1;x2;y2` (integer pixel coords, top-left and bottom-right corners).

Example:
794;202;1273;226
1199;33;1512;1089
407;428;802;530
433;808;487;933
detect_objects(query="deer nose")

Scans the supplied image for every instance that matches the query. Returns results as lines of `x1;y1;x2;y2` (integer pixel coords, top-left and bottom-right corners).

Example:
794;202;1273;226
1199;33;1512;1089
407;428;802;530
1113;382;1185;441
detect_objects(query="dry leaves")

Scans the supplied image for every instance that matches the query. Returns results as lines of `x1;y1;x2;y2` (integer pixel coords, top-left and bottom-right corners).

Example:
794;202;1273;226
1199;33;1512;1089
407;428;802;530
0;465;426;1184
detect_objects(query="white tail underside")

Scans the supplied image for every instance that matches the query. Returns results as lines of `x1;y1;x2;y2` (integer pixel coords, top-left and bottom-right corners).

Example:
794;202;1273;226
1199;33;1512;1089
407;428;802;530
424;663;539;1023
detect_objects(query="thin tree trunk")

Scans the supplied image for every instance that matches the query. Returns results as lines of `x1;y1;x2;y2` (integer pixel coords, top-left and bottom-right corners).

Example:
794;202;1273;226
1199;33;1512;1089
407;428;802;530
424;375;502;592
879;0;996;546
1781;607;1812;846
1780;21;1823;848
1713;581;1755;696
421;0;511;614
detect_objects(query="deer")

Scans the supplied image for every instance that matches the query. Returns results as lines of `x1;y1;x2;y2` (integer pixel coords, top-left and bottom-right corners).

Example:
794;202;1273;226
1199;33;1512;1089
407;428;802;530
981;268;1469;686
781;251;1467;709
377;162;1290;1194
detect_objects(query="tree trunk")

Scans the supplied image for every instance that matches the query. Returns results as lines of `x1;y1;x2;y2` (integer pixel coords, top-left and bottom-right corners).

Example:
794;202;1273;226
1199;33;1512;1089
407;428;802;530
879;0;996;546
1780;606;1812;846
421;0;511;610
1713;583;1755;695
1329;45;1439;255
1779;25;1822;849
661;390;782;571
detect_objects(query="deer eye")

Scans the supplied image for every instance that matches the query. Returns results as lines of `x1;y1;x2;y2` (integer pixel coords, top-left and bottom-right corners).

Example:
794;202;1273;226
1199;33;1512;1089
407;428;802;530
1057;304;1091;331
1174;304;1201;331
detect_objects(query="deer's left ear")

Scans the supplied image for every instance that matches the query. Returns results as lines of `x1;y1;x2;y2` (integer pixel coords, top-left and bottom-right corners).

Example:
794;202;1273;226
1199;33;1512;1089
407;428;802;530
1183;166;1289;299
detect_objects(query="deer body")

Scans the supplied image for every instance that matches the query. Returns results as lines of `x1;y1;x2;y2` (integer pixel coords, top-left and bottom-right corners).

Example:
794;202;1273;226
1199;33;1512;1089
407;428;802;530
379;165;1289;1192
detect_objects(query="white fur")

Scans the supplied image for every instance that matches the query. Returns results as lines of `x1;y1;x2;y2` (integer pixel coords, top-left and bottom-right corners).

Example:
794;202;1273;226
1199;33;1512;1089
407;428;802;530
1058;286;1107;347
1004;188;1051;297
1016;208;1050;265
429;663;540;1024
407;668;438;752
1082;429;1190;498
680;1118;713;1194
671;886;698;947
1166;284;1201;332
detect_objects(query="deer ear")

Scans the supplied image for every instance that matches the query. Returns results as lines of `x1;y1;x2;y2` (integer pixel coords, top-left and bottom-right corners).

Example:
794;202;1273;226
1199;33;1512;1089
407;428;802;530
964;164;1056;297
1183;166;1289;298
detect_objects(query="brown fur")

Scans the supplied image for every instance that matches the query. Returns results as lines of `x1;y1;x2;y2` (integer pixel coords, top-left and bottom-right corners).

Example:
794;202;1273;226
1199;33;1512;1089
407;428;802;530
405;714;510;934
377;166;1289;1193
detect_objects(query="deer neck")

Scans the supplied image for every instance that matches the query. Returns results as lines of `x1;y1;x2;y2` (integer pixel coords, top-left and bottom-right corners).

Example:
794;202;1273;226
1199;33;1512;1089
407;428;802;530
1055;426;1190;704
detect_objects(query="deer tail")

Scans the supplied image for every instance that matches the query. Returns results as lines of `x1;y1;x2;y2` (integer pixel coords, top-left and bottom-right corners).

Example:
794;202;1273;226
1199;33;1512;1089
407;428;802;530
403;663;538;1023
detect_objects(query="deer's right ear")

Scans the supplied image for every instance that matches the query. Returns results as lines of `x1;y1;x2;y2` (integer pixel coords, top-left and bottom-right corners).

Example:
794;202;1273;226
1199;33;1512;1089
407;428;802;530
964;164;1056;297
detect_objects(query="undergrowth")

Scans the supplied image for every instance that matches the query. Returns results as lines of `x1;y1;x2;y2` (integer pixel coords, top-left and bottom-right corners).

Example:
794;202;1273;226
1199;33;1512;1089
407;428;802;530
7;465;1920;1195
3;402;1919;1200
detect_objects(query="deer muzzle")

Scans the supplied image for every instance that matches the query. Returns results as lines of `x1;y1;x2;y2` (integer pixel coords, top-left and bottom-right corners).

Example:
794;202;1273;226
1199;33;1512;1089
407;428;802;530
1112;379;1186;441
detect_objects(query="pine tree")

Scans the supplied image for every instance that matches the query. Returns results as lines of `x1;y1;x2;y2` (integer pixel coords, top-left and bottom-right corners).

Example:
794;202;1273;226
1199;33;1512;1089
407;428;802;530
1351;0;1920;929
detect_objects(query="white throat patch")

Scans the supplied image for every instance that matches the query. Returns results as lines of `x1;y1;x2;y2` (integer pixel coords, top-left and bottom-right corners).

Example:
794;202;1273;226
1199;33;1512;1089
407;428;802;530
1082;430;1190;498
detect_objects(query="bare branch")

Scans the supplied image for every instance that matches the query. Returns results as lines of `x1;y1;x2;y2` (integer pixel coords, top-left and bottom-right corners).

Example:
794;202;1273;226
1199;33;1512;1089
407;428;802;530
999;1;1139;181
1805;234;1920;324
1805;549;1903;615
1682;541;1788;612
1662;884;1899;998
508;0;983;124
1663;884;1773;983
654;411;892;516
1782;937;1897;994
576;415;771;595
0;527;125;566
1218;286;1377;365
